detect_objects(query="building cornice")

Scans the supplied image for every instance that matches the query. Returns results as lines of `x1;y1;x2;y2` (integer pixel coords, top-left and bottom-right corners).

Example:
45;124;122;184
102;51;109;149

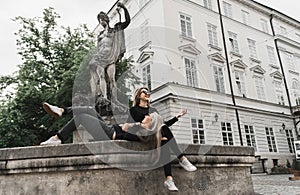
151;82;291;118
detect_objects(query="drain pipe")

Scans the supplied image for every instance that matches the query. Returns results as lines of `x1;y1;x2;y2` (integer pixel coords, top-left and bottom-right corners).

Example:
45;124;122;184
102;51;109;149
269;14;299;139
217;0;243;145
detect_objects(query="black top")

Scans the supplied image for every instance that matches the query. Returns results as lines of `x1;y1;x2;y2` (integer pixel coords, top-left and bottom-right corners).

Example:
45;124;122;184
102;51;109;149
127;106;178;127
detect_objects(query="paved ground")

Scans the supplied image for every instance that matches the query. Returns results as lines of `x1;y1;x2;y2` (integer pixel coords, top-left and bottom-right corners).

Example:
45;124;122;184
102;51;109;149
252;174;300;195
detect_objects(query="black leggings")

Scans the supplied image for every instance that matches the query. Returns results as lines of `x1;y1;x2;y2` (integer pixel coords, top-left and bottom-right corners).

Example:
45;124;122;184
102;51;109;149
160;125;184;177
57;106;114;142
58;106;183;177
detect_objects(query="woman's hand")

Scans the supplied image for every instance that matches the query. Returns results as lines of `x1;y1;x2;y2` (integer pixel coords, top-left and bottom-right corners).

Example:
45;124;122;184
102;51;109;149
176;109;187;119
122;123;131;132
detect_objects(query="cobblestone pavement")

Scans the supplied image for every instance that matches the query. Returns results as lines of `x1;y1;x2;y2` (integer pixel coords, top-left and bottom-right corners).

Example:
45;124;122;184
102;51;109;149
252;174;300;195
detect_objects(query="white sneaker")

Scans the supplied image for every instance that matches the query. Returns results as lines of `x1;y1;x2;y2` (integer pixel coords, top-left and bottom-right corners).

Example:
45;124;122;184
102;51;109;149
42;102;63;118
40;136;62;145
164;179;178;191
179;157;197;172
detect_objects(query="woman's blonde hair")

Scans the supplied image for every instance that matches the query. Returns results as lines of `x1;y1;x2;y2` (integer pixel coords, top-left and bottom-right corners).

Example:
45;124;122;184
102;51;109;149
132;86;150;107
137;112;164;164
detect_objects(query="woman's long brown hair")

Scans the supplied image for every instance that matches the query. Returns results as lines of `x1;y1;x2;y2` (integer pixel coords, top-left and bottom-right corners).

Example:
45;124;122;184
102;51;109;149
132;86;150;107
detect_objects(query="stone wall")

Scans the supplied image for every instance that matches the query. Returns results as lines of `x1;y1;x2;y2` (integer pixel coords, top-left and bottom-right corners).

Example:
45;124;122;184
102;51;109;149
0;141;255;195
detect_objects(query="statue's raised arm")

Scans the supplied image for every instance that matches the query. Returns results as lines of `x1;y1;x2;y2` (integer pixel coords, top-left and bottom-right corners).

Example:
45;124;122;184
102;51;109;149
116;2;131;29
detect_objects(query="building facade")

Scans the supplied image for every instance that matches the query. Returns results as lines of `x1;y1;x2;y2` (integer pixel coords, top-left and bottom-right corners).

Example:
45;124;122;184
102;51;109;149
107;0;300;172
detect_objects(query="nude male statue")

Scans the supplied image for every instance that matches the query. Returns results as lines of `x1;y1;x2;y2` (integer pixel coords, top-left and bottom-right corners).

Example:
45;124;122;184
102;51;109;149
90;2;130;107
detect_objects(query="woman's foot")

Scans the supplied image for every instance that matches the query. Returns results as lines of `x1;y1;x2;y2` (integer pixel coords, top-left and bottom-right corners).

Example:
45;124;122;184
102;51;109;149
164;177;178;191
179;156;197;172
42;102;64;118
40;135;62;145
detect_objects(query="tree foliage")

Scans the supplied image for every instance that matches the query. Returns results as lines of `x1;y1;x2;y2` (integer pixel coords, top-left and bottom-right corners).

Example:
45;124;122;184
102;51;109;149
0;7;141;148
0;7;95;147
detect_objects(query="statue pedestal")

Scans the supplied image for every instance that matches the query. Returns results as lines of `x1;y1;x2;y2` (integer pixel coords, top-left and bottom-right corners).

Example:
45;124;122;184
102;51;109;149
0;141;255;194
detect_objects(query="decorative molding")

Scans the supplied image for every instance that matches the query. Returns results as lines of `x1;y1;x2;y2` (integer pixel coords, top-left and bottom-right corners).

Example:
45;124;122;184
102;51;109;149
269;64;280;69
136;51;154;63
270;71;283;80
178;44;201;56
230;59;248;69
179;35;196;43
139;41;152;52
249;57;261;64
250;65;266;74
208;44;222;52
278;46;287;52
230;51;243;58
208;52;226;63
289;70;300;76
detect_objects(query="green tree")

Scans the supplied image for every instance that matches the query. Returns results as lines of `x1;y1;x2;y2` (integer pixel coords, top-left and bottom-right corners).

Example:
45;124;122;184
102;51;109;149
0;7;141;148
0;7;94;147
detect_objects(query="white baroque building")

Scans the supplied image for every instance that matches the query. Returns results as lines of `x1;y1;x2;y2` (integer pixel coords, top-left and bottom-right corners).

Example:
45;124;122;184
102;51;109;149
107;0;300;172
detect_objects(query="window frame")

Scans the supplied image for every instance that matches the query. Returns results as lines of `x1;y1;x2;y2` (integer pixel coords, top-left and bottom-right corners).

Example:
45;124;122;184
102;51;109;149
142;64;152;90
213;65;225;93
228;31;239;54
265;127;277;152
207;23;218;47
234;70;246;96
254;76;266;100
223;1;232;18
221;122;234;146
247;38;258;59
184;57;199;88
191;118;205;144
180;13;193;38
244;125;257;151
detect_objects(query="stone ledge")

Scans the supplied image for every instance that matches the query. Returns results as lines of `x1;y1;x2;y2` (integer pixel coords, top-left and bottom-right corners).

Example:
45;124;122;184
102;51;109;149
0;141;255;194
0;141;255;175
0;140;255;160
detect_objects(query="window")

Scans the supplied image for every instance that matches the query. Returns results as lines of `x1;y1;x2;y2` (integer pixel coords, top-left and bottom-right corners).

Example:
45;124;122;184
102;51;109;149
245;125;256;151
285;129;295;153
265;127;277;152
191;118;205;144
248;38;258;59
274;81;285;105
260;19;269;33
185;57;198;87
142;64;151;90
228;31;239;53
207;23;218;47
213;65;225;93
254;76;265;100
221;122;233;145
267;46;277;65
180;14;193;38
242;10;249;25
280;26;287;35
286;53;295;71
292;80;300;105
235;71;246;96
203;0;212;9
141;20;149;45
223;1;232;18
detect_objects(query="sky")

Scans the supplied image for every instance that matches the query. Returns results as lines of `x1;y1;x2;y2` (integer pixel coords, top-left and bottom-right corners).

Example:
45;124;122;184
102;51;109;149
0;0;299;76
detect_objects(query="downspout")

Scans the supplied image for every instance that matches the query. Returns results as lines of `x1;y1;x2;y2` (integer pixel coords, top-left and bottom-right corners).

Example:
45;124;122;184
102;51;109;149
217;0;243;145
269;14;299;139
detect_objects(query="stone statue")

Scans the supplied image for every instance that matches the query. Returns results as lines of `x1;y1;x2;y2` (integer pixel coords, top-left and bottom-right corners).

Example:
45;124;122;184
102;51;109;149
89;2;130;115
